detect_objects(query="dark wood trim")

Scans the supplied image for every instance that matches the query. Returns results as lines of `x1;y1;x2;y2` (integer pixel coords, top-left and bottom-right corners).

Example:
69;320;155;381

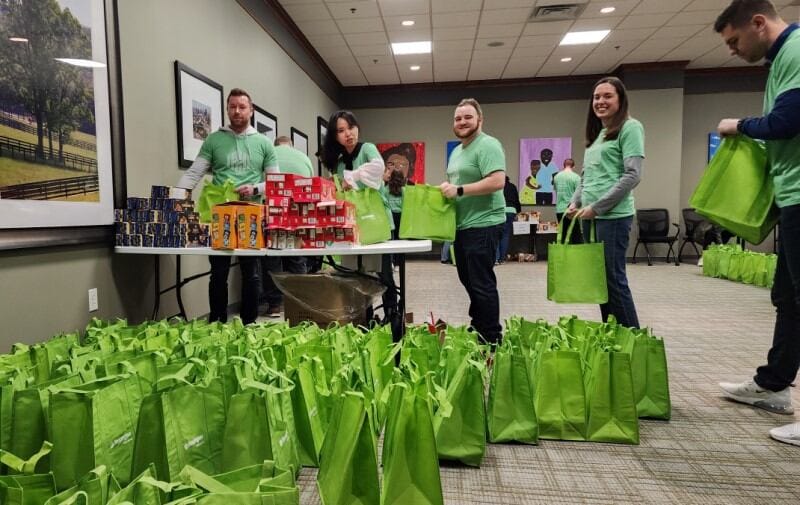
0;226;113;251
685;65;768;94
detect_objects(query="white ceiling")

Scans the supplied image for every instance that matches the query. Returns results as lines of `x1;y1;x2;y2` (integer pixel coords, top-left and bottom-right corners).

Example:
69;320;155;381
279;0;800;86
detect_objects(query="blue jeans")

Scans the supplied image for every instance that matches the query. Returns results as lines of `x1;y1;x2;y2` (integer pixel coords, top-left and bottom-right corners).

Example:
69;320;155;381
454;224;503;343
755;204;800;391
585;217;639;328
496;212;515;262
441;241;452;263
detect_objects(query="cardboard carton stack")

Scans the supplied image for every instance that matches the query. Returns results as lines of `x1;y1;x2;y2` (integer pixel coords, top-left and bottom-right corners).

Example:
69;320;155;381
210;201;264;250
263;174;358;249
114;186;209;247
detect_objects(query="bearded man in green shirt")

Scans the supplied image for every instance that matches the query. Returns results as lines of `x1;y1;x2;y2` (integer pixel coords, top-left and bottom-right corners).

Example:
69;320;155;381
440;98;506;344
714;0;800;447
177;88;278;324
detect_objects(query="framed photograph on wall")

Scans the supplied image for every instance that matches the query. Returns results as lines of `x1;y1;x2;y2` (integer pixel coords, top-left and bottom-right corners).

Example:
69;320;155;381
174;61;223;168
291;127;308;156
252;104;277;142
0;0;126;249
317;116;327;175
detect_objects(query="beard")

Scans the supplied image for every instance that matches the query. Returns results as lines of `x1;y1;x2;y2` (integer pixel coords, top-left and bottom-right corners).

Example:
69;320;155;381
454;124;479;139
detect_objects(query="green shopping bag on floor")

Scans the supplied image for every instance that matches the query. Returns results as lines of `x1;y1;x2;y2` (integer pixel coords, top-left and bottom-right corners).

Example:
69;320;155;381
197;181;239;223
44;465;121;505
547;218;608;304
341;188;392;245
487;344;538;444
630;334;671;420
701;247;720;278
220;391;272;473
106;466;172;505
287;361;326;468
398;184;456;241
174;464;299;504
727;252;744;282
381;381;443;505
585;351;639;444
0;442;57;505
767;254;778;288
534;350;587;441
690;135;778;245
49;374;145;489
433;359;487;467
317;393;379;505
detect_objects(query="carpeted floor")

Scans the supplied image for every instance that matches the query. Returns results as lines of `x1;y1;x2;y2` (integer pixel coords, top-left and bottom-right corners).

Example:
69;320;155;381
293;259;800;504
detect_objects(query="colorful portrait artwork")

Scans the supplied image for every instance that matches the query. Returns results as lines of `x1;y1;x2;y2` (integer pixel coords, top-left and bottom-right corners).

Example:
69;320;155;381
519;137;572;206
446;140;460;164
377;142;425;184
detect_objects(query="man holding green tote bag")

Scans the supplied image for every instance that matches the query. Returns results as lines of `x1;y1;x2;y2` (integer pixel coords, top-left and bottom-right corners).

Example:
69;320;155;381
440;98;507;345
714;0;800;446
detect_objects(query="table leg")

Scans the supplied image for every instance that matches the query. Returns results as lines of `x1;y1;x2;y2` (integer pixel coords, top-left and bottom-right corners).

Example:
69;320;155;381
151;256;161;321
175;255;187;320
398;253;406;336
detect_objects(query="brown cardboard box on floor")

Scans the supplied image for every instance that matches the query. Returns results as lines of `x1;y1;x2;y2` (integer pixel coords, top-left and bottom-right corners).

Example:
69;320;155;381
271;272;385;326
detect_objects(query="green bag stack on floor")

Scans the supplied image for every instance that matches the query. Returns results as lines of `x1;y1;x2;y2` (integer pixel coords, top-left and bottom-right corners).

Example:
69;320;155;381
584;349;640;444
0;442;57;505
44;465;121;505
433;358;487;466
398;184;456;242
701;244;777;289
487;341;538;445
547;218;608;304
534;349;587;441
690;135;778;245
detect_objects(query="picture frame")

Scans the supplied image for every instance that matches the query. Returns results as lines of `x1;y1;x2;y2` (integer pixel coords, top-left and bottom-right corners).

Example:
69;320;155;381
291;127;308;156
317;115;328;176
174;61;224;168
252;104;277;142
0;0;126;249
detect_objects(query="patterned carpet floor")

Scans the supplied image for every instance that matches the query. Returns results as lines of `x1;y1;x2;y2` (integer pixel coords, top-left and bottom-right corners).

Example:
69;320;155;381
293;259;800;504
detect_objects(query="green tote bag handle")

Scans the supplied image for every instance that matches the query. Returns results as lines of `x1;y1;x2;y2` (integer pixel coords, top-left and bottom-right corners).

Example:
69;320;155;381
557;214;595;245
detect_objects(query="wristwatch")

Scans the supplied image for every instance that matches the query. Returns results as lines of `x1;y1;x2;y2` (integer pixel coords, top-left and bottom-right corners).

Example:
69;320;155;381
457;186;464;197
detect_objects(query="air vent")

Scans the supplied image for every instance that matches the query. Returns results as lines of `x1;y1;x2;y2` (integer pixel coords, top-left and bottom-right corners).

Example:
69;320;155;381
529;3;586;22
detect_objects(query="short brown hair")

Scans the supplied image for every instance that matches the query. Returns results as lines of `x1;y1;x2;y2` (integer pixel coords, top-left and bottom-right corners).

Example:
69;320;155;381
227;88;252;104
274;135;292;147
456;98;483;118
714;0;778;32
564;158;575;168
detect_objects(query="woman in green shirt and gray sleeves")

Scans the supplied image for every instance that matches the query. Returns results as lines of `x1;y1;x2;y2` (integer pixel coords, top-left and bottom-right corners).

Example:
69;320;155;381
567;76;643;329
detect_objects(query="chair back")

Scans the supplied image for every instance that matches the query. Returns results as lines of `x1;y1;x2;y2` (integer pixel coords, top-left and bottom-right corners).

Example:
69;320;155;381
636;208;670;239
682;208;706;239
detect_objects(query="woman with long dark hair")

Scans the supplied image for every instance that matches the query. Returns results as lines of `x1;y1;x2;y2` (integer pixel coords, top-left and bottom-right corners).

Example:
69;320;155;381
567;76;644;328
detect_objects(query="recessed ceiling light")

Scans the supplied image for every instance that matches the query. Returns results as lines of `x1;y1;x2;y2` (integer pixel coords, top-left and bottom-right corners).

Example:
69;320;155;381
54;58;107;68
9;37;28;43
600;7;616;14
410;65;421;71
487;41;505;47
561;57;573;62
401;20;415;27
560;30;610;46
391;41;431;55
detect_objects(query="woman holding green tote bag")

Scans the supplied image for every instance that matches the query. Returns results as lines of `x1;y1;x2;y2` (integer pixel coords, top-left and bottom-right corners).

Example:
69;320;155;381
567;76;643;329
322;110;397;321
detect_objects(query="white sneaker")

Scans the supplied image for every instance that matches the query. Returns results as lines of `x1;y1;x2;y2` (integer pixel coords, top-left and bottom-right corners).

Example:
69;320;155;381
770;422;800;446
719;380;794;415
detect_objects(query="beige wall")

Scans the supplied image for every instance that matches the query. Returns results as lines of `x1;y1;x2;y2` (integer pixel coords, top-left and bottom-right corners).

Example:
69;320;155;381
0;0;336;347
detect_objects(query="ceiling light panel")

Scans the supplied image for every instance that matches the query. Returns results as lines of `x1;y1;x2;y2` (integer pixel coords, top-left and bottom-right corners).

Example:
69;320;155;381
560;30;610;45
391;41;432;55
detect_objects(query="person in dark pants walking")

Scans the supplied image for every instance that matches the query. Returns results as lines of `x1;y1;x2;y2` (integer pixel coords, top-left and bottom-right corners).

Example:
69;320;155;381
497;176;521;264
440;98;506;344
712;0;800;445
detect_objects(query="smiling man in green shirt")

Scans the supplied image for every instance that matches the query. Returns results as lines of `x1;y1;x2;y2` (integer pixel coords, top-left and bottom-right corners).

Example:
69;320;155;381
440;98;506;344
713;0;800;447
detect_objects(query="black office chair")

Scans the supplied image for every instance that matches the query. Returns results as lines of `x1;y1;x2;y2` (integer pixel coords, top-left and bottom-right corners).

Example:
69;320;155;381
678;208;707;263
632;208;680;266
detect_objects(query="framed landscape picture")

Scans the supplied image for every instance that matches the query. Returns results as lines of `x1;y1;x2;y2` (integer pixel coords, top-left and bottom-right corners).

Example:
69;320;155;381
291;127;308;156
174;61;223;168
317;115;327;175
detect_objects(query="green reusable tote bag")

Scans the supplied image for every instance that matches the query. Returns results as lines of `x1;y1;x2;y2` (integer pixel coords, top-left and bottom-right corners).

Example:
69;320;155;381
534;350;587;441
585;351;640;444
49;375;145;489
220;391;273;473
487;344;538;444
689;135;778;245
287;362;325;468
547;218;608;304
106;466;166;505
433;359;487;467
317;393;380;505
44;465;121;505
342;188;392;245
197;180;239;223
0;441;57;505
381;383;443;505
630;334;671;420
701;247;720;278
398;184;456;242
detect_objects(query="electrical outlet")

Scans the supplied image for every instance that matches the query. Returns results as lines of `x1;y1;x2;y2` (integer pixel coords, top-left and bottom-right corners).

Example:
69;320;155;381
88;288;98;312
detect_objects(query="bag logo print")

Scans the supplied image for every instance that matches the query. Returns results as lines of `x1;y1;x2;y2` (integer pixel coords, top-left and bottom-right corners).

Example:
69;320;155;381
279;432;290;447
109;431;133;449
184;435;205;450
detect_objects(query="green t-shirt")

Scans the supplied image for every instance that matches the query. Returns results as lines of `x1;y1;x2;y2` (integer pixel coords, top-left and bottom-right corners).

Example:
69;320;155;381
274;145;314;177
336;142;383;190
446;133;506;230
198;129;277;187
764;28;800;208
581;118;645;219
380;185;404;213
553;170;581;213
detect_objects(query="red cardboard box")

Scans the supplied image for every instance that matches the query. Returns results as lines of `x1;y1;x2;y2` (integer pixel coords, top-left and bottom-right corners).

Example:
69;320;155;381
293;177;336;203
265;173;301;197
317;200;356;227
